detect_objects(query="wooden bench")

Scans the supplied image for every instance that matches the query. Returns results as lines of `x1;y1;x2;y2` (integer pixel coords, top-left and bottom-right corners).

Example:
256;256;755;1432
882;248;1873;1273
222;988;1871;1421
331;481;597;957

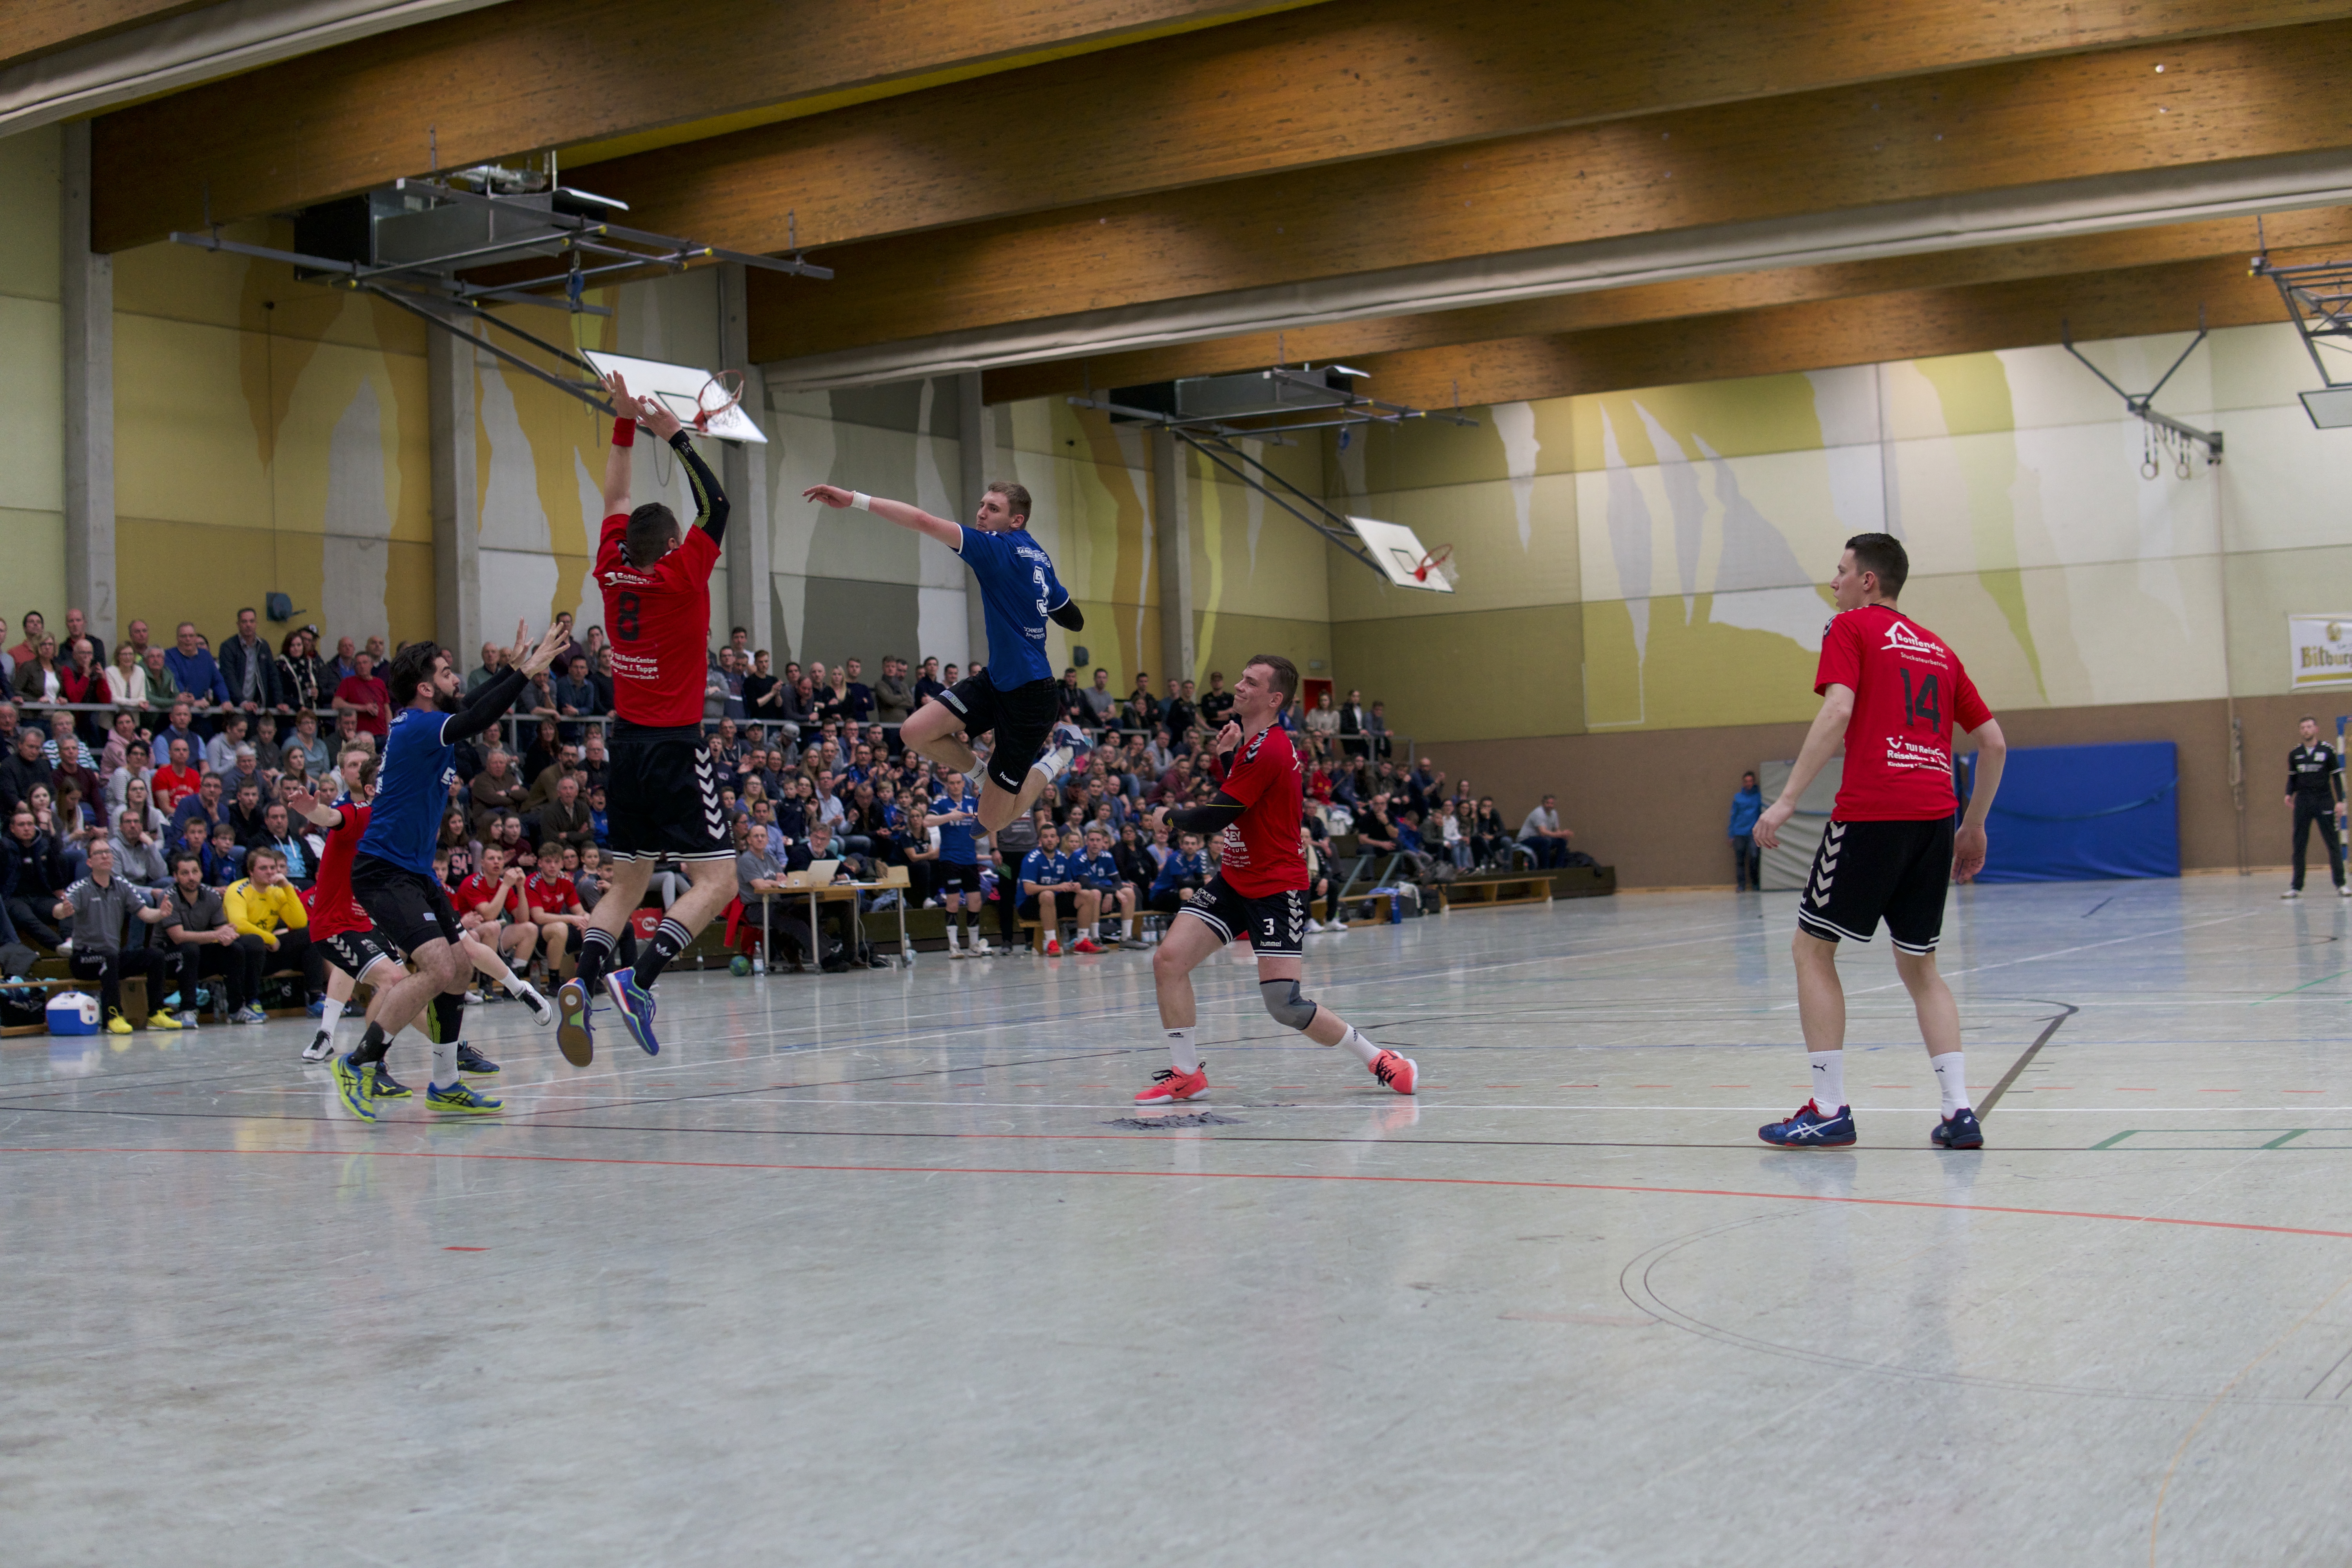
1325;892;1393;927
1438;875;1553;913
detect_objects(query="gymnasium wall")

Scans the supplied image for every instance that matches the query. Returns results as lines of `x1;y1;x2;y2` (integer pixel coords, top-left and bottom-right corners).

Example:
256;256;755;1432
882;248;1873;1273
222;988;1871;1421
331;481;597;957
0;126;71;624
1321;325;2352;883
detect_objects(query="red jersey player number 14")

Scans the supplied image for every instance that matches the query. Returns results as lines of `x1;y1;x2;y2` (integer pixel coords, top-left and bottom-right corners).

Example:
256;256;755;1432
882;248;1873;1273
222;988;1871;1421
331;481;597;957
1815;604;1991;822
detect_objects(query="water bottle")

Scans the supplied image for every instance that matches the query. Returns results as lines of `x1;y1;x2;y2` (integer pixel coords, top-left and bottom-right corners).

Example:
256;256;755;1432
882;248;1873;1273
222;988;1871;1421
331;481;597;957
752;949;766;976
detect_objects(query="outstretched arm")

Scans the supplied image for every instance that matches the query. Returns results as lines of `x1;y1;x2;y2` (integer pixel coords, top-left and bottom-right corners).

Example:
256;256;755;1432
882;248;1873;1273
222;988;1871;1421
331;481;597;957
802;485;961;550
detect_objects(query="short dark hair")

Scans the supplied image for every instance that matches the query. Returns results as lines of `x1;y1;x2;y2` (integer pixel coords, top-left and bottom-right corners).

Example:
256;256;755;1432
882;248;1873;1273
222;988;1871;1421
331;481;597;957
386;640;445;706
625;501;682;567
985;480;1032;524
1844;532;1909;599
169;851;201;874
1245;653;1300;710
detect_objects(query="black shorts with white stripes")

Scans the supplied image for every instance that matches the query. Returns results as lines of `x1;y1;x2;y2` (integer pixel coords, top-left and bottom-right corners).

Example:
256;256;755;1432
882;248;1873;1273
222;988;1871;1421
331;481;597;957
1796;816;1954;955
606;722;731;862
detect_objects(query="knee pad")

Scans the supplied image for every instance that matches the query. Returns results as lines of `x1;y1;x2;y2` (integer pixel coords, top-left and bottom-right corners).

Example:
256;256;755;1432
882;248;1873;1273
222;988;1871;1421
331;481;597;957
1260;978;1318;1031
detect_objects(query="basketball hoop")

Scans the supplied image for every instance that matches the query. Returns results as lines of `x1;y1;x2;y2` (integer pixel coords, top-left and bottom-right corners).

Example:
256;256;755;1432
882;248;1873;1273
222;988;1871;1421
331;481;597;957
1411;543;1458;588
693;369;747;432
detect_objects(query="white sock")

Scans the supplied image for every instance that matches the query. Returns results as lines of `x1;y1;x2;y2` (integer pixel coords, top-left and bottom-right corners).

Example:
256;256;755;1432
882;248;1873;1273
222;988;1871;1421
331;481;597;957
430;1033;457;1091
1337;1026;1382;1068
1166;1027;1199;1074
1031;747;1071;784
318;997;346;1033
1809;1050;1845;1111
1931;1052;1969;1116
945;922;960;950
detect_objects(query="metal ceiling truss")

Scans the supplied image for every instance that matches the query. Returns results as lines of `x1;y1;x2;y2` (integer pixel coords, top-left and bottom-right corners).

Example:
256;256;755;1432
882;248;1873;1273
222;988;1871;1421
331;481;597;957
2061;308;2222;468
1067;367;1474;579
171;176;829;415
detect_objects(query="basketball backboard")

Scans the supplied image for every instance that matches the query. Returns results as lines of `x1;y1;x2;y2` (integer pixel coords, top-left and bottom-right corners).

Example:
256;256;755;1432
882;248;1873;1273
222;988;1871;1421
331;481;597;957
583;350;767;444
1346;515;1455;593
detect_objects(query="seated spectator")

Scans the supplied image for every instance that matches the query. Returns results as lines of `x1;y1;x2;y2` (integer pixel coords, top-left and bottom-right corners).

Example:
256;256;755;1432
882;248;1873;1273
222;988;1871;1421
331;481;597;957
227;779;271;851
161;850;261;1026
101;709;142;774
526;851;590;978
116;774;165;838
59;637;105;725
437;807;478;888
469;748;529;838
539;773;595;856
223;846;323;1015
586;784;610;847
251;713;285;777
872;654;915;734
287;710;330;777
1355;793;1399;855
456;844;540;982
110;808;171;888
520;718;563;784
1147;831;1209;914
1435;798;1471;869
52;735;101;818
152;736;202;804
54;838;176;1032
170;773;228;846
253;801;312;886
182;818;240;886
1518;793;1573;869
732;818;792;964
143;646;178;705
0;728;53;814
4;803;69;948
155;701;199;767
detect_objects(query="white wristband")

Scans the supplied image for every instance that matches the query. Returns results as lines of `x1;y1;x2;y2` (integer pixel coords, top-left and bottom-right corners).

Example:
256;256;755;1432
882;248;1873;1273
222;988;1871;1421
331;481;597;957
851;490;872;512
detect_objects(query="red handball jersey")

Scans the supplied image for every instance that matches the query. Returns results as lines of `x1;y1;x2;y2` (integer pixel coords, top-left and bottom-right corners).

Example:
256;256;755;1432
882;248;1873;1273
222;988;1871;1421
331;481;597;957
456;871;529;922
1211;724;1309;896
594;513;719;729
1815;603;1992;821
309;801;372;940
526;870;581;915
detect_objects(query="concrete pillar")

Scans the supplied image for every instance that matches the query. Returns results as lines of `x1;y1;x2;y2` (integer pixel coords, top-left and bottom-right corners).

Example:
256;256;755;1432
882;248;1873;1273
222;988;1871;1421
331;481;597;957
428;324;481;659
1152;429;1194;684
717;263;772;652
60;121;115;641
956;371;989;671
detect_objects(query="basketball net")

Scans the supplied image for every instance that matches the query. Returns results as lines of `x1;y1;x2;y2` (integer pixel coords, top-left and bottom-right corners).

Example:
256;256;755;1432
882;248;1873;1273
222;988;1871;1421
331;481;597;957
1411;543;1458;588
692;369;747;432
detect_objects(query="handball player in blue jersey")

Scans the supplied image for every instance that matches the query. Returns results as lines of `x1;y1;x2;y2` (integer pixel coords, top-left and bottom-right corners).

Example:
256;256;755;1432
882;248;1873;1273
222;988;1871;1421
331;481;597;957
332;617;568;1118
803;478;1083;835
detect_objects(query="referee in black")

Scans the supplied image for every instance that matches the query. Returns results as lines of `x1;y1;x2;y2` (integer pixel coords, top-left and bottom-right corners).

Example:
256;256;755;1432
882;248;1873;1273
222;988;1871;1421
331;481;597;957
2284;715;2348;899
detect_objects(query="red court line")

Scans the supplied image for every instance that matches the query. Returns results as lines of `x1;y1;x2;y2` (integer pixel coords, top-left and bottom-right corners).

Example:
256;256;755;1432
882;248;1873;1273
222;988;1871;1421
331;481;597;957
7;1144;2352;1241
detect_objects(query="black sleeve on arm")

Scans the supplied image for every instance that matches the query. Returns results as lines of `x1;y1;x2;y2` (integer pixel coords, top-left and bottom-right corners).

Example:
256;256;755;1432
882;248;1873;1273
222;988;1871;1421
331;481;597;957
1047;599;1084;631
670;431;729;547
443;667;530;745
1167;792;1246;835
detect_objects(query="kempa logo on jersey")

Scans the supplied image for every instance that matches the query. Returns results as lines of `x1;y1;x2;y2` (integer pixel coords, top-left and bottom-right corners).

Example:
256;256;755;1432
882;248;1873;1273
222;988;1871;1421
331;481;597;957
1881;621;1949;662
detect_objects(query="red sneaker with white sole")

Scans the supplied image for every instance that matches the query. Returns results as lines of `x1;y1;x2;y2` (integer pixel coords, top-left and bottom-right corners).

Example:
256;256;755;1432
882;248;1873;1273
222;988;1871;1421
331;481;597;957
1369;1049;1418;1096
1044;938;1062;956
1071;937;1105;955
1134;1064;1209;1103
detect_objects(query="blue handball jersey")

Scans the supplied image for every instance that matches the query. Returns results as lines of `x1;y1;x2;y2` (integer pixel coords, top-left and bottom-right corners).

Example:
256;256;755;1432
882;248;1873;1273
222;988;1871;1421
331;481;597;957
955;524;1069;690
929;794;981;863
357;705;456;874
1018;847;1069;888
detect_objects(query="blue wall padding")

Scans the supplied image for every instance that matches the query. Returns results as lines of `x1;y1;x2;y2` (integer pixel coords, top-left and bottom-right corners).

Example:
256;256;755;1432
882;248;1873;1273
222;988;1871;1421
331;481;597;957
1961;741;2178;882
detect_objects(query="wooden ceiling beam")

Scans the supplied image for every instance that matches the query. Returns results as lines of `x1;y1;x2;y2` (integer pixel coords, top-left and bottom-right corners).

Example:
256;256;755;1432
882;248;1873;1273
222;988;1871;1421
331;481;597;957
596;0;2350;258
4;0;211;69
752;17;2352;363
1341;248;2334;412
87;0;1311;253
979;207;2352;402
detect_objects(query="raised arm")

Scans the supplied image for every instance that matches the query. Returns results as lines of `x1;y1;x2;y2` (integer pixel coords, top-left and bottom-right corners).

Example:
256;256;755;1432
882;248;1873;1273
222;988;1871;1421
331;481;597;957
802;485;961;550
601;372;642;516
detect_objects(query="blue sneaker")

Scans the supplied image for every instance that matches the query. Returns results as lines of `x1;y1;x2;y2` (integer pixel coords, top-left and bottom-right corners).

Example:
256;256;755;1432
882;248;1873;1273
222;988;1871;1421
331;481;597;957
1931;1107;1985;1148
604;971;661;1056
426;1080;503;1115
307;998;327;1018
555;978;594;1067
331;1053;378;1122
1759;1100;1856;1147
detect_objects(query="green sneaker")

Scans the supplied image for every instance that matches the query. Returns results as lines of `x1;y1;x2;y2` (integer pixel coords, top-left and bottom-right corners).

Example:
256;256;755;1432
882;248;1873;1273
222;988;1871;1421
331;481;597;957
426;1080;503;1116
331;1053;378;1122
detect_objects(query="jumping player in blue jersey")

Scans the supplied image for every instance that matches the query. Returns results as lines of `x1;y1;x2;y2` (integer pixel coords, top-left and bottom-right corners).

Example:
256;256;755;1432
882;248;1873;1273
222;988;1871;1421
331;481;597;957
331;618;568;1120
803;479;1082;834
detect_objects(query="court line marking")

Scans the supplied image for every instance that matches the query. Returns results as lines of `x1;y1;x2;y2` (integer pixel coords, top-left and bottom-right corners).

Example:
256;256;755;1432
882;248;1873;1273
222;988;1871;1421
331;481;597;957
7;1143;2352;1241
1976;1002;2080;1118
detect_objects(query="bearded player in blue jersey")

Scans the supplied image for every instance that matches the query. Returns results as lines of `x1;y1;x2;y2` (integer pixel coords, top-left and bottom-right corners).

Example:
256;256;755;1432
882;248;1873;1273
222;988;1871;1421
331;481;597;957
803;479;1083;835
331;618;568;1120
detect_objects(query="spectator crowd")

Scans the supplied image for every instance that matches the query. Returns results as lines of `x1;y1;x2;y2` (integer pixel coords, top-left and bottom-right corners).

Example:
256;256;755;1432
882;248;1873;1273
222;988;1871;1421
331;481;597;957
0;601;1581;1014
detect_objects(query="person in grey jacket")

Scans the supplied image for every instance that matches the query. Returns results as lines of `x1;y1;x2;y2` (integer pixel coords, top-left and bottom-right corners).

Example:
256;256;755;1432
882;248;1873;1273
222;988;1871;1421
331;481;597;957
109;809;171;889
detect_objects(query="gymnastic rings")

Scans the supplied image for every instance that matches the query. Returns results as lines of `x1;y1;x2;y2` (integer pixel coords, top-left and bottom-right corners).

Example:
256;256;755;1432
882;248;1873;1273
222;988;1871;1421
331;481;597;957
2176;453;2194;480
2141;456;2162;480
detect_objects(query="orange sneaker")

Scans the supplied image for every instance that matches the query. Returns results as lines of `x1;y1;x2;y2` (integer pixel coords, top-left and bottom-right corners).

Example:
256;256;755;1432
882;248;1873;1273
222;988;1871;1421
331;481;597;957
1369;1049;1418;1096
1134;1063;1208;1103
1072;937;1105;955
